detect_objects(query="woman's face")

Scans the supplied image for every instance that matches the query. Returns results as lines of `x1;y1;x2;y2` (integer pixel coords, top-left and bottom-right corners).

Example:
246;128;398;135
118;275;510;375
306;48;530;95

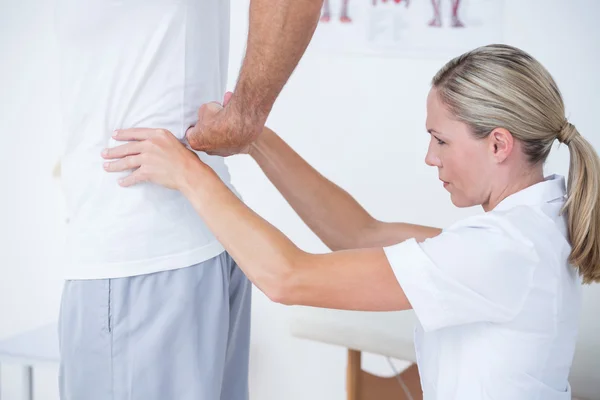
425;88;493;208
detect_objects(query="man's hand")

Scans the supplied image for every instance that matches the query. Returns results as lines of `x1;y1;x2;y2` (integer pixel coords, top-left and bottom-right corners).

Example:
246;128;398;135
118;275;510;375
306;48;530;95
186;92;259;157
185;0;322;156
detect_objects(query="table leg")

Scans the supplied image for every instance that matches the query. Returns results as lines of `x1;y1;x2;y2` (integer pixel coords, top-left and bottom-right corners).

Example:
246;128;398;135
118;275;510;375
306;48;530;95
347;349;361;400
22;366;33;400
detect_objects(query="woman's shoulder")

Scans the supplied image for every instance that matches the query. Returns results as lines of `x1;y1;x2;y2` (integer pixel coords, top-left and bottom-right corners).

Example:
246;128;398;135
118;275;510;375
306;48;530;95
417;209;541;292
448;203;563;237
437;205;569;265
444;206;537;237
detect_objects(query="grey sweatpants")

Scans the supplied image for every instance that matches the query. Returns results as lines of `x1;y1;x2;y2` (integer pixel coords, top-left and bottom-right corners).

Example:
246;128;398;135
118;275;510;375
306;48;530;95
58;252;251;400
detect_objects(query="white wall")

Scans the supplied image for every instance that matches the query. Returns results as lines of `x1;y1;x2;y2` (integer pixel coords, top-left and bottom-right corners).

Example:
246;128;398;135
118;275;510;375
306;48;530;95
0;0;66;398
0;0;598;399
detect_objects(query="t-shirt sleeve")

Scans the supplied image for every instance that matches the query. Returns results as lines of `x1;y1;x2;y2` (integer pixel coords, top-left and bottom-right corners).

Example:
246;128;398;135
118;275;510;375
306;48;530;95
383;215;539;332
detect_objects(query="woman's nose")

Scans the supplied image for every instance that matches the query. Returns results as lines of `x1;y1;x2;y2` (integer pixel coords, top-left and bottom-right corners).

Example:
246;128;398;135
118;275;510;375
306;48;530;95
425;147;441;167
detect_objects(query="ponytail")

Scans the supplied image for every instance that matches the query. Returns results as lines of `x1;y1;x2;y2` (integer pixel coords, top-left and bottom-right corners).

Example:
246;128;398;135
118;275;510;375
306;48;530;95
560;124;600;283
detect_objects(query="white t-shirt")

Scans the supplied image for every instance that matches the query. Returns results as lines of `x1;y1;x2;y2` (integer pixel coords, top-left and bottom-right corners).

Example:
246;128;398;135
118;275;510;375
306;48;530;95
384;175;582;400
54;0;234;279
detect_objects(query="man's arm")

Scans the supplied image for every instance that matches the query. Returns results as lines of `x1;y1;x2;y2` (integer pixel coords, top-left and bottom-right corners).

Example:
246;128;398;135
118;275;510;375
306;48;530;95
186;0;324;155
232;0;323;122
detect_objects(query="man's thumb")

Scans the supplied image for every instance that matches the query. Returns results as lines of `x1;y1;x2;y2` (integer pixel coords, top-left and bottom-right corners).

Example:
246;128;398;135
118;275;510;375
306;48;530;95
223;91;233;107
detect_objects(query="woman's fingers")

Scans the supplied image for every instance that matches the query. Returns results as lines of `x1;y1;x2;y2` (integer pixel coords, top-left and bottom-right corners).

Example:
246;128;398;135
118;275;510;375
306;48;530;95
103;155;142;172
113;128;165;141
102;141;145;159
102;127;189;189
118;168;146;187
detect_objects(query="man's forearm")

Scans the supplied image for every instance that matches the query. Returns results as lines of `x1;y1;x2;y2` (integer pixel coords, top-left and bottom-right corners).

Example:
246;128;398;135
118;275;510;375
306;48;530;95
229;0;323;125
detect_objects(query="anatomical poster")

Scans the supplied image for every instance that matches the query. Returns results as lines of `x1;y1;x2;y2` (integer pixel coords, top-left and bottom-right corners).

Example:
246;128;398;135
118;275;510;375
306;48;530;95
311;0;505;58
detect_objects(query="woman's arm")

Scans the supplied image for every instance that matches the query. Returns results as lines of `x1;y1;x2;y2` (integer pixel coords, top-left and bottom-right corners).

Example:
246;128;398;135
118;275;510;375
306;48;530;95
102;128;413;311
179;160;411;311
251;127;441;249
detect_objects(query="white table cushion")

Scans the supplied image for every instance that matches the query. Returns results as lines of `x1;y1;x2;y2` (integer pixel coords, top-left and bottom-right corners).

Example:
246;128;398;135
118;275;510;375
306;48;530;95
0;323;59;365
290;307;418;362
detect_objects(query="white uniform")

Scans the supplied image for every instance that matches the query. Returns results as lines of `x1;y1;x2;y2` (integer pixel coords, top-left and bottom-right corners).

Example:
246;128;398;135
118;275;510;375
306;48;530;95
384;175;581;399
54;0;234;279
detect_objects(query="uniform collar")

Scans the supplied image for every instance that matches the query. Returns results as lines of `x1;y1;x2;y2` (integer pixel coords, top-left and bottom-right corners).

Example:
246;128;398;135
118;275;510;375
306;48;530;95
493;174;567;212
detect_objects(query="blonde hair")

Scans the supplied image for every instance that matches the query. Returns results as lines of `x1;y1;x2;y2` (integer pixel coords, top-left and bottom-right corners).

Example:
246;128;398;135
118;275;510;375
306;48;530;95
432;44;600;284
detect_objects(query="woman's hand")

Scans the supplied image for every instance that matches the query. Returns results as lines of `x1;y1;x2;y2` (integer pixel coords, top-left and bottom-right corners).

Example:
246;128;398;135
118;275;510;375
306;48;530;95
101;128;206;190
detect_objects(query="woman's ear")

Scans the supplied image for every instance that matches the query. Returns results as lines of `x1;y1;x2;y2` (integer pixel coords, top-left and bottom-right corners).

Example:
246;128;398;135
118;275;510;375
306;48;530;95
489;127;513;163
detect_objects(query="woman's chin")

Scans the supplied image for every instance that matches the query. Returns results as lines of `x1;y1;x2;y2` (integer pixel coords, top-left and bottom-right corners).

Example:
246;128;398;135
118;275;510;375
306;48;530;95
449;193;475;208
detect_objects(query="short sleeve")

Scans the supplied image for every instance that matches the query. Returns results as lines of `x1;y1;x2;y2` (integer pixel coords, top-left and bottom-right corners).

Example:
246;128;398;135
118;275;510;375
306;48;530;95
383;215;539;332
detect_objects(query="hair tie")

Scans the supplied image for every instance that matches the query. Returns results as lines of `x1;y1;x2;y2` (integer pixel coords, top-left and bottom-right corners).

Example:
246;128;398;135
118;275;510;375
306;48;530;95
558;120;578;145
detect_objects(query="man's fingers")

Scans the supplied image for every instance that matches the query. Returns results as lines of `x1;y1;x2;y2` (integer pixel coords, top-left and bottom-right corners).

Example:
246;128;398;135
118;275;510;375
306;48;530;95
103;155;142;172
198;102;223;118
188;137;211;152
223;91;233;106
101;141;144;159
185;127;203;150
186;131;228;154
186;125;240;155
188;99;229;151
186;124;215;152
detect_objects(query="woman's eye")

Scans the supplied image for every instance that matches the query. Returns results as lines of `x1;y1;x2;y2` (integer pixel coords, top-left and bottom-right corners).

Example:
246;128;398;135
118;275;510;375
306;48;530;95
435;136;446;145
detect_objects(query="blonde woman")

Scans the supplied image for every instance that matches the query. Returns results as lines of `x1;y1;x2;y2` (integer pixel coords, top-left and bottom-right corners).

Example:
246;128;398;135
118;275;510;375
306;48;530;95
103;44;599;399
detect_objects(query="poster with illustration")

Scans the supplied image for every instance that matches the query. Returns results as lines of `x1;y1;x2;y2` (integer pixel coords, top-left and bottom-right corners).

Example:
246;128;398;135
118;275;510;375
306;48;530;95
311;0;505;57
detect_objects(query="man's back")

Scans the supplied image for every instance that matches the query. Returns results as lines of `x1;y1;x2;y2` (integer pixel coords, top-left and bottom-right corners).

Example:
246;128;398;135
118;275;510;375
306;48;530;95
54;0;232;278
52;1;324;399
